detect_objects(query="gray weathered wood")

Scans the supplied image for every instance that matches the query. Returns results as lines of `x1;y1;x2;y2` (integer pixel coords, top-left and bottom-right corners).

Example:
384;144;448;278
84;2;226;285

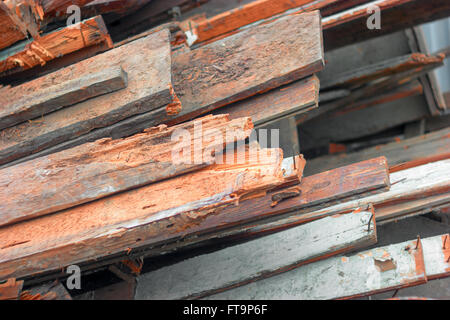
207;236;427;300
134;209;377;300
422;234;450;280
306;159;450;224
0;66;128;130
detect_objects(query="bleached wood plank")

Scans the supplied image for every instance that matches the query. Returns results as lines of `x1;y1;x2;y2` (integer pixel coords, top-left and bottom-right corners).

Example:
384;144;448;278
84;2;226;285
422;234;450;280
207;236;427;300
134;209;377;300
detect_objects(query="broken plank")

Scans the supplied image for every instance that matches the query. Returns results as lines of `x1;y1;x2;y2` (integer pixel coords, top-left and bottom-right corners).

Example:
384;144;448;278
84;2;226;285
0;115;253;227
305;127;450;176
0;65;128;130
207;235;427;300
134;208;377;300
0;15;113;77
214;75;319;127
0;148;300;281
171;11;324;124
0;29;174;166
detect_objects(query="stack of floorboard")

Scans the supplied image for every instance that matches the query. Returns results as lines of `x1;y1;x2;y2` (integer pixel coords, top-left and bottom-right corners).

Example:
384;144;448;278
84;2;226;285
0;0;449;300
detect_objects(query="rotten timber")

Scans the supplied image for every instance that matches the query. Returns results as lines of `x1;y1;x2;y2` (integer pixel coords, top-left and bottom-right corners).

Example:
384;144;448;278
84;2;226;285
0;29;174;166
0;15;113;77
0;11;324;168
304;159;450;225
135;208;377;300
214;75;319;127
106;156;389;262
171;11;324;124
304;127;450;176
0;148;303;281
322;0;450;51
0;65;128;130
207;235;428;300
319;52;446;90
0;115;253;227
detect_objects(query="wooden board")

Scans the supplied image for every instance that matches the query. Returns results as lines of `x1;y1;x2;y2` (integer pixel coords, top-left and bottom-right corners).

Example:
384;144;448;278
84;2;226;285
0;115;253;227
134;208;377;300
116;156;389;259
304;159;450;224
320;52;445;90
0;65;128;130
304;127;450;176
0;29;174;166
206;236;427;300
182;0;315;45
171;11;324;124
322;0;450;51
0;15;113;77
214;75;319;127
0;148;302;281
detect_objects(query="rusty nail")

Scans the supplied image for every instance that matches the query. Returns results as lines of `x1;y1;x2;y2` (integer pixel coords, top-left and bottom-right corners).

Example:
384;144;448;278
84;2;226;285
444;235;448;250
367;214;374;232
415;235;421;250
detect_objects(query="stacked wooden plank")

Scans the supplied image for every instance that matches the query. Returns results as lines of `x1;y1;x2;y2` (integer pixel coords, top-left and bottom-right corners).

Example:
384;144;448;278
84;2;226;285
1;0;450;301
0;10;324;168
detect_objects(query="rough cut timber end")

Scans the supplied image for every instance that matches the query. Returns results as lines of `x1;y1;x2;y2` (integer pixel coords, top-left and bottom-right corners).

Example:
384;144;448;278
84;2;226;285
0;15;113;77
172;10;324;122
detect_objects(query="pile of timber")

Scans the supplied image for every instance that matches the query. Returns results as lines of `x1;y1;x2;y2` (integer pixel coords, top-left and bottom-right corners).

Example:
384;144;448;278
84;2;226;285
0;0;449;300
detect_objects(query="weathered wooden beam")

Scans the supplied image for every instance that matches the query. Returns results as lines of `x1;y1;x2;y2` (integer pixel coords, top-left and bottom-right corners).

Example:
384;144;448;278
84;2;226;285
304;127;450;176
297;59;443;126
303;159;450;224
182;0;316;46
123;157;388;256
214;75;319;127
0;65;128;130
0;115;253;227
207;236;428;300
0;15;113;77
171;11;324;124
0;29;174;166
134;208;377;300
322;0;450;51
0;148;302;281
320;52;445;90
